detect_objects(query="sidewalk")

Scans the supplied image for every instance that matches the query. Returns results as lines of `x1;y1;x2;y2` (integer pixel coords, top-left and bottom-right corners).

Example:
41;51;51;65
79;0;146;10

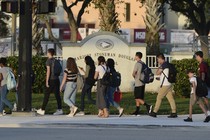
0;114;209;128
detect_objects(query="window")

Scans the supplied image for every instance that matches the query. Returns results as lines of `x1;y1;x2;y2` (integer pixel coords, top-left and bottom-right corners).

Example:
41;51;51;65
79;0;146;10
125;3;131;22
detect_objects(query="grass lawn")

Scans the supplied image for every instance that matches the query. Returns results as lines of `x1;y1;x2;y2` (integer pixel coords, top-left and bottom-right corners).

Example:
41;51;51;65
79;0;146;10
6;92;207;115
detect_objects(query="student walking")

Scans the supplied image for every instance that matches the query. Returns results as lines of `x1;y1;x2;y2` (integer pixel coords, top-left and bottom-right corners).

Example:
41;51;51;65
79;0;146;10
78;56;96;115
0;58;16;116
94;56;109;118
194;51;210;111
37;49;63;115
132;52;152;116
106;58;124;117
184;69;210;122
60;57;78;117
150;53;177;118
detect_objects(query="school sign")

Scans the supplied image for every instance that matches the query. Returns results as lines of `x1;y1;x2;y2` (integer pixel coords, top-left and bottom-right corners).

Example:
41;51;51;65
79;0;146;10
62;32;146;92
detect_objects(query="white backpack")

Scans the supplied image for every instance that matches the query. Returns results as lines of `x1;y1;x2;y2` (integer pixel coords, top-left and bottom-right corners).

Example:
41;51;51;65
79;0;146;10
7;70;16;90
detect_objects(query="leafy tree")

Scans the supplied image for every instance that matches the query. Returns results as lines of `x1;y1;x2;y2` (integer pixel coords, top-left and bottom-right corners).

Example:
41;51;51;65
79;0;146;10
61;0;92;42
0;11;10;37
92;0;121;32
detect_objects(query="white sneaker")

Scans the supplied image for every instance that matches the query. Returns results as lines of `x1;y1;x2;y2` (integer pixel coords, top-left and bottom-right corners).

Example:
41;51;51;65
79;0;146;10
53;109;63;115
77;111;85;116
36;109;45;115
119;108;124;117
67;107;78;117
3;110;6;116
207;111;210;116
12;103;17;112
72;107;78;116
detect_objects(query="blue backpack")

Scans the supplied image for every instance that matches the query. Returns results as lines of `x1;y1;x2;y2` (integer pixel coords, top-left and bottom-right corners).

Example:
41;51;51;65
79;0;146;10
139;61;154;84
7;70;17;90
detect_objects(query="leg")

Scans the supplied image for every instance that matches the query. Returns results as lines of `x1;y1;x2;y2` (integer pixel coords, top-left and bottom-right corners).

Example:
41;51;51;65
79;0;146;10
153;86;169;113
0;89;3;113
53;79;62;110
165;87;177;113
203;97;210;110
1;85;13;110
63;82;76;107
80;84;87;111
41;86;52;110
69;83;77;106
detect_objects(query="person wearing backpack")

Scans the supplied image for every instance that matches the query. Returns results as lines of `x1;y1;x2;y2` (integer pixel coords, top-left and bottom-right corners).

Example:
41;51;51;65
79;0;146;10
0;58;16;116
37;49;63;115
150;53;177;118
77;56;96;116
60;57;78;117
184;69;210;122
195;51;210;112
94;56;109;118
132;52;153;116
106;58;124;117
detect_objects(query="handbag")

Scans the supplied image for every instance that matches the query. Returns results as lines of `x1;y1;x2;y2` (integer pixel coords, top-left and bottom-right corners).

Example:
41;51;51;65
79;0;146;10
114;88;122;103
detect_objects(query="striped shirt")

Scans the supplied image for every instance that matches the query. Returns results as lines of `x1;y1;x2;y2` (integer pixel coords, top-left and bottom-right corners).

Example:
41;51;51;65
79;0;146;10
64;69;77;82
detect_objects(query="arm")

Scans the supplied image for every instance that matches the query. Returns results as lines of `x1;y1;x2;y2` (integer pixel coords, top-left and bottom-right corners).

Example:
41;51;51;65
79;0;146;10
46;66;50;87
132;70;137;78
60;72;67;92
94;71;99;80
192;81;197;101
0;73;3;81
156;68;163;75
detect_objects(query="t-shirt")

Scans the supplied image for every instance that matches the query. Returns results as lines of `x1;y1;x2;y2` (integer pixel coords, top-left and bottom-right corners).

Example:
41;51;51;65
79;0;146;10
64;69;77;82
46;58;59;80
159;62;171;86
198;61;208;81
95;65;107;79
190;77;197;94
0;67;11;86
133;62;144;87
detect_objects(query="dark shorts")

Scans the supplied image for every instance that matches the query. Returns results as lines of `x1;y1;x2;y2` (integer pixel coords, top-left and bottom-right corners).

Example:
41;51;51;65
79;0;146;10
134;86;145;99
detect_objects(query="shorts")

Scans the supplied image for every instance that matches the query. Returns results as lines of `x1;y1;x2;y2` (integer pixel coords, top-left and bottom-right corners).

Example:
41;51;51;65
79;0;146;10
190;94;202;106
134;86;145;99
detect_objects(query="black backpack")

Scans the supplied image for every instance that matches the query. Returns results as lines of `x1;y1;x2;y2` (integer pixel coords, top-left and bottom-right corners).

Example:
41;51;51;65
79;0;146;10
139;62;154;84
52;59;62;77
163;62;177;83
101;66;111;86
202;62;210;87
110;71;121;87
196;77;208;97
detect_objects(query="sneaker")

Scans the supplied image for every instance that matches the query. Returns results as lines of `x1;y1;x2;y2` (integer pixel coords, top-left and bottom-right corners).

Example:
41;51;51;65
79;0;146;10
204;116;210;123
3;110;6;116
184;117;193;122
12;103;17;112
131;111;140;116
207;111;210;116
150;111;157;118
36;109;45;115
77;111;85;116
72;107;78;116
53;109;63;115
119;108;124;117
168;113;178;118
146;105;153;114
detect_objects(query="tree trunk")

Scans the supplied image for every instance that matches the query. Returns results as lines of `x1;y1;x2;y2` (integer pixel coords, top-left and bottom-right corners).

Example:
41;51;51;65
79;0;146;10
68;16;78;43
199;36;209;59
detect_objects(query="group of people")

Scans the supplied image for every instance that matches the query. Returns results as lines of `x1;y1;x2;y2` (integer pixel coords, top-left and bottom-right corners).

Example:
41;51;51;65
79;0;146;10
36;49;123;118
0;48;210;122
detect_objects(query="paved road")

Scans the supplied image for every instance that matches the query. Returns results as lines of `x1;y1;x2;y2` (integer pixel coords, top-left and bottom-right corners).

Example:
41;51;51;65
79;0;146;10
0;126;209;140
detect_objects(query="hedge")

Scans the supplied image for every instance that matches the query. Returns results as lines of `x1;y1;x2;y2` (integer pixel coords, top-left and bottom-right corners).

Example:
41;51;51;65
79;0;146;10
7;56;47;93
172;59;210;98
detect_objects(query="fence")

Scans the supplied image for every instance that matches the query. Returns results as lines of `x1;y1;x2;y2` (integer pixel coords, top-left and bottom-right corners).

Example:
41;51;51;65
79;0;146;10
146;55;172;69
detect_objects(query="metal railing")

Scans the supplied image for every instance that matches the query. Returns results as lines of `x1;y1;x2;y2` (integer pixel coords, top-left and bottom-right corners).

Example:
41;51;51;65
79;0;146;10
146;55;172;69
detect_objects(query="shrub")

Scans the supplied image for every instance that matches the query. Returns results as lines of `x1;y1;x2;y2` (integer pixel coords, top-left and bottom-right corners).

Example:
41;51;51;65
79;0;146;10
7;56;47;93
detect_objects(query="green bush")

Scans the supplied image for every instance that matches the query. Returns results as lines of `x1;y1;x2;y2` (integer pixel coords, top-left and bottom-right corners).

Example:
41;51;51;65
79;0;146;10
172;59;210;98
7;56;47;93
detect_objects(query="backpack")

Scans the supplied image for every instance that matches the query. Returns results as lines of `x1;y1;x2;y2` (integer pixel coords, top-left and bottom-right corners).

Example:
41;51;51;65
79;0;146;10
110;71;121;87
7;70;17;90
196;77;208;97
163;62;177;83
139;62;154;84
101;66;111;86
202;62;210;87
52;59;62;77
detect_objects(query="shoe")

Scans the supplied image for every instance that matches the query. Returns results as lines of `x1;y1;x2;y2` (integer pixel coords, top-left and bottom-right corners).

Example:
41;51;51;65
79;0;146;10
77;111;85;116
3;110;6;116
131;111;140;116
184;117;193;122
168;113;178;118
53;109;63;115
207;111;210;116
36;109;45;115
150;111;157;118
12;103;17;112
146;105;153;114
101;108;109;118
72;107;78;116
204;116;210;123
119;108;124;117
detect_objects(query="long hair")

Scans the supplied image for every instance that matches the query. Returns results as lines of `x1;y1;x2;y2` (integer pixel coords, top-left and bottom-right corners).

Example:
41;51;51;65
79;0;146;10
85;56;95;68
66;57;78;73
106;58;115;70
98;56;106;65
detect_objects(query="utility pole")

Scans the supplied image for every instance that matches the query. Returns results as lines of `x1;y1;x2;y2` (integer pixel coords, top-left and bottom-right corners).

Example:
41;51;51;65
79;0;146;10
17;0;33;112
11;14;17;56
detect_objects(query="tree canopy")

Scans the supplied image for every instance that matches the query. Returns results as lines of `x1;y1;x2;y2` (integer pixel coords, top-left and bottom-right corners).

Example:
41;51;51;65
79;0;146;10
0;11;10;37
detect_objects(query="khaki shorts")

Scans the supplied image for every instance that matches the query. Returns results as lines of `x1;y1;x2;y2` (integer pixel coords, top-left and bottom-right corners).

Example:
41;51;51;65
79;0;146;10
190;94;202;106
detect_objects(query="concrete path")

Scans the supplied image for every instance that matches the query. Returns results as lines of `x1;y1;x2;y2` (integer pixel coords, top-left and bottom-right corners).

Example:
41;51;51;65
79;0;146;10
0;114;209;128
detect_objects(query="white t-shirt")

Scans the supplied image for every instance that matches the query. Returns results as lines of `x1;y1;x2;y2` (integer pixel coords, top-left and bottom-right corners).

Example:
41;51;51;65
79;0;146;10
0;67;10;86
95;65;107;79
160;68;171;86
190;77;197;94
